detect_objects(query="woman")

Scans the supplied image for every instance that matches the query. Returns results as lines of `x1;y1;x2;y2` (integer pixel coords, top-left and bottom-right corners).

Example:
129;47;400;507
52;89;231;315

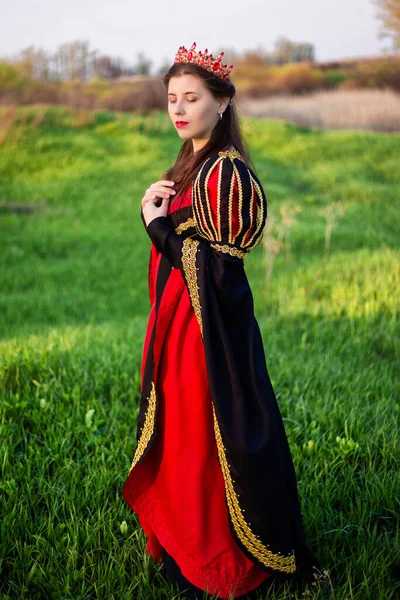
123;42;324;600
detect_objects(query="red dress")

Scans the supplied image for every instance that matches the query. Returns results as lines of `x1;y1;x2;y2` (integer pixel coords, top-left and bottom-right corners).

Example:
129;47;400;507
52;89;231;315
123;185;272;599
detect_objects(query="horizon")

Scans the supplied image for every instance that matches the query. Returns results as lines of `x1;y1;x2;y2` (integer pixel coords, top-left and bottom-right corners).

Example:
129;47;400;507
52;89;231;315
1;0;391;75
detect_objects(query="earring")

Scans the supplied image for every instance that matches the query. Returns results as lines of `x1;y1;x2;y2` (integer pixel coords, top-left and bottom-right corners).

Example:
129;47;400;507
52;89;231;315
219;112;223;120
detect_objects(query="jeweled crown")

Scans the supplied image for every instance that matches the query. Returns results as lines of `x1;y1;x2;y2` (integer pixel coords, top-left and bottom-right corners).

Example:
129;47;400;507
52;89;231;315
174;42;233;81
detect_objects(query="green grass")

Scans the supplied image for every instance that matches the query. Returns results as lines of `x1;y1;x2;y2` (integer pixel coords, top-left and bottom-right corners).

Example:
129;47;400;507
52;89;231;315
0;105;399;599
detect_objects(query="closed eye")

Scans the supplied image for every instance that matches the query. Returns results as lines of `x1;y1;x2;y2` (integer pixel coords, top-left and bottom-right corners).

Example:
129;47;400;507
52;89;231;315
169;99;197;103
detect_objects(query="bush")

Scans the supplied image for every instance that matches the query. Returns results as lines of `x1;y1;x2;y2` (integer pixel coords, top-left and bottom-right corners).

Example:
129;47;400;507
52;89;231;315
341;59;400;92
242;63;324;98
0;62;26;91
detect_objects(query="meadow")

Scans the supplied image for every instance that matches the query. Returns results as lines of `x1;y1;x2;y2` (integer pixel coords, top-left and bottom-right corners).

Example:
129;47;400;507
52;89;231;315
239;89;400;132
0;105;399;599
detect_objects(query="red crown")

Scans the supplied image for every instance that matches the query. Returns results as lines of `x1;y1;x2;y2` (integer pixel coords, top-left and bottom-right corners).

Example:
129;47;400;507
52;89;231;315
174;42;233;81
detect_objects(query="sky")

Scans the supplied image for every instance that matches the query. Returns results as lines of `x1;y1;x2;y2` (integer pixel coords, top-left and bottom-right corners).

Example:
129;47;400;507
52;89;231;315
1;0;389;72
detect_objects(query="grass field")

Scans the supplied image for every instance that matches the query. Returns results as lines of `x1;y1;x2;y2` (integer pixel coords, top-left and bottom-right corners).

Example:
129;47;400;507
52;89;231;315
0;105;399;599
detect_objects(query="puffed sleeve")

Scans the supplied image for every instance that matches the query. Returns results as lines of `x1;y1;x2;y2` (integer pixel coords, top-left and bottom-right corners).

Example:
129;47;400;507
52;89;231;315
144;152;322;581
144;152;267;267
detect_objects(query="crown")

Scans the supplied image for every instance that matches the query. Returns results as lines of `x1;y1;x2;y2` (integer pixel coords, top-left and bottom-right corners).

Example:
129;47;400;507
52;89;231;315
174;42;233;81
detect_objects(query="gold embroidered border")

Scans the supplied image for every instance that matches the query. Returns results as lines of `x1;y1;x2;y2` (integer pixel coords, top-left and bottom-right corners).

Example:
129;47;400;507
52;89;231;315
218;149;244;161
204;160;220;240
231;161;244;244
175;218;196;235
192;161;213;243
245;174;266;249
228;160;235;244
210;242;247;260
181;238;203;336
217;155;223;238
211;404;296;572
129;381;157;473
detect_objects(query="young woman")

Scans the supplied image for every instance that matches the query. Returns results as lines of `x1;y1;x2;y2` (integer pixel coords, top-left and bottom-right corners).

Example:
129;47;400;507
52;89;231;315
123;42;324;600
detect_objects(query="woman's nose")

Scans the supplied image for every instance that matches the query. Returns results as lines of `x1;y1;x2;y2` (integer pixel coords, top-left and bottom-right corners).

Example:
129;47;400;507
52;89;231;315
174;103;185;115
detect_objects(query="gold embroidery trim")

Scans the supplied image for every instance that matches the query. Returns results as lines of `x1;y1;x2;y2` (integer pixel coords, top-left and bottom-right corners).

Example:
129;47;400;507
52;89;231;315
175;218;196;235
245;174;265;249
218;149;244;161
211;403;296;572
231;161;244;244
184;238;296;572
181;238;203;336
193;161;212;242
210;242;247;260
217;155;223;238
228;159;235;244
129;381;157;473
204;160;220;240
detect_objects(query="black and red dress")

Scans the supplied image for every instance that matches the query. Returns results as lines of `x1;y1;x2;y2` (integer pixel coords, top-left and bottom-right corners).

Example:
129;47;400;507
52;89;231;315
123;149;322;599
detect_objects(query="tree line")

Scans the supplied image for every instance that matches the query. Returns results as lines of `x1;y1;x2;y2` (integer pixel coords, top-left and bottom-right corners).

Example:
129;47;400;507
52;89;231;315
2;37;315;83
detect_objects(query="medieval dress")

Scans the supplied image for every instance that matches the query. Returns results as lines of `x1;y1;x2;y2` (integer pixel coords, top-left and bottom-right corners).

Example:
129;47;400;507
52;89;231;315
123;149;322;599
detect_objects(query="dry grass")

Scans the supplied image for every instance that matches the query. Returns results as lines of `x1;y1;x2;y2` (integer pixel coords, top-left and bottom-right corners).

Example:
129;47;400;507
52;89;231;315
238;89;400;132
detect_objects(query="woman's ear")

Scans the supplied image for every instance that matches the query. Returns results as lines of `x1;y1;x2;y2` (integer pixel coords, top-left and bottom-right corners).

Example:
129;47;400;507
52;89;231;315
218;97;231;115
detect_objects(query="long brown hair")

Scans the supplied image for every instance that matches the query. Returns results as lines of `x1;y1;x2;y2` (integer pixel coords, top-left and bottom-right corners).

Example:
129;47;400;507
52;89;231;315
161;62;256;198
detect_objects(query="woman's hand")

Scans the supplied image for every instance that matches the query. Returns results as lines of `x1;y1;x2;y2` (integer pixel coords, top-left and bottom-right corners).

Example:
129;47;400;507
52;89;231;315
141;180;176;227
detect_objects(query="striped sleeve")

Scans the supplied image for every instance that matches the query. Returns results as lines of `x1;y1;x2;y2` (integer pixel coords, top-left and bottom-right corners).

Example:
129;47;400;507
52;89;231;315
192;154;267;257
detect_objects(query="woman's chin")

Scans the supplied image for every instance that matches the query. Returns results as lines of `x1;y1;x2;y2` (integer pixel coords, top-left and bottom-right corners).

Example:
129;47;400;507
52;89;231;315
177;131;191;141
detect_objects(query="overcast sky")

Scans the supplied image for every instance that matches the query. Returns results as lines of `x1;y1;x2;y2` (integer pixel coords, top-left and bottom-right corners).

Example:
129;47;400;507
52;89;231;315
1;0;388;72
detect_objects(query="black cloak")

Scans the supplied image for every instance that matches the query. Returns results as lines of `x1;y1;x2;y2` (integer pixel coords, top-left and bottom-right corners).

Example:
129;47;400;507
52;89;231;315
126;150;324;586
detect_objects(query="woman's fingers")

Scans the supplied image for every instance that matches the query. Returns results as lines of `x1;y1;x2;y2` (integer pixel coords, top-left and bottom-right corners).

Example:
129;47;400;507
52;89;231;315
141;181;176;208
152;182;176;196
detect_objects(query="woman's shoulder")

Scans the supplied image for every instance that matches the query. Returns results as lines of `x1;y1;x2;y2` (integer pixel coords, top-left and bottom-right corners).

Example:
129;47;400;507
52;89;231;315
196;147;246;171
193;147;259;198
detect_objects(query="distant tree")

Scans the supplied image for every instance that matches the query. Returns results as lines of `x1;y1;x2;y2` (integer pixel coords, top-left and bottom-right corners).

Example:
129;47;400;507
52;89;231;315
271;36;315;65
372;0;400;49
7;41;139;82
242;48;267;66
12;46;52;81
133;52;152;75
92;54;125;79
53;40;96;81
156;58;172;76
0;61;25;90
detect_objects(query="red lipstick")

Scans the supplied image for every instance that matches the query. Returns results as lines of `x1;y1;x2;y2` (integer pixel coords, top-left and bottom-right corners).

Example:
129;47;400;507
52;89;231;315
176;121;189;128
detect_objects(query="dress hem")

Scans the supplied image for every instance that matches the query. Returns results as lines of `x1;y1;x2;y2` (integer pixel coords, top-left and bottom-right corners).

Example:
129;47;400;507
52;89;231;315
124;476;272;599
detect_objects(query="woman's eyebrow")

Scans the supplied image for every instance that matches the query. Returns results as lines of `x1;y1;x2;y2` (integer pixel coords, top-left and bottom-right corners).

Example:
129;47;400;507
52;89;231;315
168;91;200;96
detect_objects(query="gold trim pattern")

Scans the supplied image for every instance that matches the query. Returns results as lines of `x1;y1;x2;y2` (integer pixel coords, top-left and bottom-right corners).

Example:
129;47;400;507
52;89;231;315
129;381;157;473
182;236;296;572
218;149;244;161
244;174;265;249
217;154;223;237
231;161;244;244
204;160;219;240
211;403;296;573
191;152;265;255
193;160;212;242
181;238;203;336
228;159;235;244
175;218;196;235
210;242;247;260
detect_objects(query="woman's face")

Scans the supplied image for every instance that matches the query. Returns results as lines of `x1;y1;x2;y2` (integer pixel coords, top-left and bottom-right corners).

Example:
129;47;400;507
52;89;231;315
167;74;228;151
